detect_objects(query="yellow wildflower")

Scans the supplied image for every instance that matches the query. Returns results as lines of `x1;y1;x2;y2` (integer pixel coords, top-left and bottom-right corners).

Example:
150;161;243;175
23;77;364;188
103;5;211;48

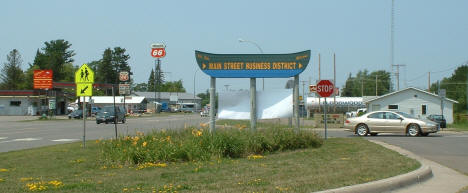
247;155;265;160
0;168;9;172
123;187;129;191
48;180;63;187
142;141;147;147
20;177;33;182
0;178;4;182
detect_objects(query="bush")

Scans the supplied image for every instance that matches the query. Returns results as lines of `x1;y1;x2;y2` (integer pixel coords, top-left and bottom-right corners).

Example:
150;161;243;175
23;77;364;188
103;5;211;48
99;127;323;165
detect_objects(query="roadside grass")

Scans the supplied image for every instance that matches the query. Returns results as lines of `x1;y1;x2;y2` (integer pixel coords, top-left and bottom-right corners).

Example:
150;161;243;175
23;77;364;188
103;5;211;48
448;122;468;132
0;135;419;192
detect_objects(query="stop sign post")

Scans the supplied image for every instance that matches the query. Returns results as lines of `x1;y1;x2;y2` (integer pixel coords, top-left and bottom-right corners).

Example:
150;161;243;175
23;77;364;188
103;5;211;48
317;80;334;140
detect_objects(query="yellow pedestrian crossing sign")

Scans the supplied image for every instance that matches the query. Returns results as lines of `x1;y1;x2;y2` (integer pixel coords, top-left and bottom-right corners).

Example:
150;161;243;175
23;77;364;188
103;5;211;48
76;83;93;96
75;64;94;84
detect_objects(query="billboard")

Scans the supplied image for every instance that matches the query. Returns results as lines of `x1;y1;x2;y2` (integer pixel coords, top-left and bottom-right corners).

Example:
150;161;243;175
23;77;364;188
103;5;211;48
33;70;53;89
195;50;310;78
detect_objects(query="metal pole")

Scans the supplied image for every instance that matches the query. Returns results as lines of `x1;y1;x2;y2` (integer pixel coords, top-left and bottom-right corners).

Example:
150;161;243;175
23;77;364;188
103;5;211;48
157;58;161;104
324;98;328;140
112;85;117;139
250;78;257;132
82;97;86;148
153;60;158;113
294;75;299;131
428;72;431;91
333;53;336;112
209;77;216;133
376;75;378;96
318;53;321;112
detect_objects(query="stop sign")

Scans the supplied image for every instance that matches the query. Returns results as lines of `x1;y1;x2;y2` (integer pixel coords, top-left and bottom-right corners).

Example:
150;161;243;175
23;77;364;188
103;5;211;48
316;80;334;97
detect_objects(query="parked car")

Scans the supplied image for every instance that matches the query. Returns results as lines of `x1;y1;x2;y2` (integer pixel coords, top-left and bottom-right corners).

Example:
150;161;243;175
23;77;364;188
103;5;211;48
344;111;439;136
68;110;83;119
426;114;446;128
96;106;126;124
91;107;101;116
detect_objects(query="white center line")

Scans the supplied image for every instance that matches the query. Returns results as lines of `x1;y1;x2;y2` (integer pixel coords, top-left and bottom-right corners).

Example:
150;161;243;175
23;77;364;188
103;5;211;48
51;139;80;142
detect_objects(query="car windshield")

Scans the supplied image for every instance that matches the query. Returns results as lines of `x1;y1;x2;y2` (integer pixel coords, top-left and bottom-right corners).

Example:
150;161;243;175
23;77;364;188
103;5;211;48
396;112;416;119
97;107;115;115
73;110;82;114
433;115;444;120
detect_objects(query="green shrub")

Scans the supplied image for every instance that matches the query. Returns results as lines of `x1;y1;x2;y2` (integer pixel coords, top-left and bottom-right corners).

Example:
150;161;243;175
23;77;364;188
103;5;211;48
99;127;323;165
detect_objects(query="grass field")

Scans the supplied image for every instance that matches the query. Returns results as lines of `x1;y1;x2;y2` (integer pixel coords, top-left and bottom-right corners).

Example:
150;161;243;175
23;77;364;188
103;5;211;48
448;122;468;132
0;137;419;193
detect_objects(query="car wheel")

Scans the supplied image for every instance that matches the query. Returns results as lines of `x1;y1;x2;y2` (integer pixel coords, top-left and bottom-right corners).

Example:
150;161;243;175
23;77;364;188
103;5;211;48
122;118;125;124
356;124;369;136
68;117;71;119
407;124;420;137
105;120;108;124
96;121;100;124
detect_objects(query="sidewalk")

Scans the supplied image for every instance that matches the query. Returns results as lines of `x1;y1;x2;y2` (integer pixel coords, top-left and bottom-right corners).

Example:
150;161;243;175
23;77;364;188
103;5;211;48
371;140;468;193
384;140;468;193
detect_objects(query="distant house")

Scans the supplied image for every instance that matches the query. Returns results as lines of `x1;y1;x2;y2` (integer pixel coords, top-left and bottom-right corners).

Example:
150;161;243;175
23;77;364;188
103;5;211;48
0;90;72;116
365;87;458;124
76;96;147;113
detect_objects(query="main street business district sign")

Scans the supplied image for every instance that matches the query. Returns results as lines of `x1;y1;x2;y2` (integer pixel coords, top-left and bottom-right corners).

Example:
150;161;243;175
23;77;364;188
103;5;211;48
195;50;310;78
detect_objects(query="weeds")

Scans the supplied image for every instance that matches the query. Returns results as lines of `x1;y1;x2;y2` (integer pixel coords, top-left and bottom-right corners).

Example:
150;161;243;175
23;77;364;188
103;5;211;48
99;127;323;165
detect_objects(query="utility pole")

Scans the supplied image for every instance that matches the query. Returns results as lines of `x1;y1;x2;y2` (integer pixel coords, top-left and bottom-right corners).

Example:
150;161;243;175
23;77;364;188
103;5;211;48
361;78;364;97
392;64;406;91
376;75;378;96
428;71;431;91
318;53;321;111
333;53;336;112
390;0;395;91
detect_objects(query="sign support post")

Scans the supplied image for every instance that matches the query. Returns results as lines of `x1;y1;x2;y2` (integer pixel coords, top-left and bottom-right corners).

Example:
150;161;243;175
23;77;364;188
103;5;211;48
324;97;328;139
83;98;86;148
209;77;216;133
294;75;300;132
112;85;117;139
250;78;257;132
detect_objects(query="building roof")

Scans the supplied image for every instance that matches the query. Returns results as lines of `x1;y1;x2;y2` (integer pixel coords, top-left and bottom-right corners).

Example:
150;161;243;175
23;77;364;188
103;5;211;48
365;87;458;104
133;92;201;100
76;96;146;104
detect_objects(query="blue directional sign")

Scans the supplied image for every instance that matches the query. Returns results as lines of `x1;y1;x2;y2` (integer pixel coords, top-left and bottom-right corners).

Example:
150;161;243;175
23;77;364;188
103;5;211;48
195;50;311;78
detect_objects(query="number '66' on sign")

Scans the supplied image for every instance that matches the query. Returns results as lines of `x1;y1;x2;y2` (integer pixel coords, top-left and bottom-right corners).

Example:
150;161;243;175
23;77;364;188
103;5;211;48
151;48;166;58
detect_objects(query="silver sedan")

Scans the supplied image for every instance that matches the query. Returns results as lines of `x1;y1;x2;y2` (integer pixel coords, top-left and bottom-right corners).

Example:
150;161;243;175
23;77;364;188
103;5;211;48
344;111;439;136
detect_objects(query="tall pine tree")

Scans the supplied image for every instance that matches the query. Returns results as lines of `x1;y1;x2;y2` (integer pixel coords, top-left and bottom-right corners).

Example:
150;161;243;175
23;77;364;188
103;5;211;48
0;49;24;90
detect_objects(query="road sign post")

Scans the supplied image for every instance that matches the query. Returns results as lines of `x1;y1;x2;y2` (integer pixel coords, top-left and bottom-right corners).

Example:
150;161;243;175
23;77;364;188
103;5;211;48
316;80;335;139
75;64;95;148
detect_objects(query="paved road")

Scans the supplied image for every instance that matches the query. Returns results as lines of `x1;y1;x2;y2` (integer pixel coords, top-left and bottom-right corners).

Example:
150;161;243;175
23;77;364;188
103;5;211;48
0;114;208;153
1;118;467;176
319;129;468;175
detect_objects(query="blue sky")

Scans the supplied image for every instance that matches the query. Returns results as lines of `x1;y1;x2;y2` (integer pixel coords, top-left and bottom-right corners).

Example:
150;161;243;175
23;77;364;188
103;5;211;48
1;0;467;95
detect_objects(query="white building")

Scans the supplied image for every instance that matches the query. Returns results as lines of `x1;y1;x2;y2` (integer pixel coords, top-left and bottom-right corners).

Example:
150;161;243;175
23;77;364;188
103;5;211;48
76;96;147;113
365;87;458;124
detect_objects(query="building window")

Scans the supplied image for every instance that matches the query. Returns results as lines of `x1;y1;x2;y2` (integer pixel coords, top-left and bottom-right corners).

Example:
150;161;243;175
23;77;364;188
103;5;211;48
388;105;398;110
422;105;427;115
10;101;21;106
